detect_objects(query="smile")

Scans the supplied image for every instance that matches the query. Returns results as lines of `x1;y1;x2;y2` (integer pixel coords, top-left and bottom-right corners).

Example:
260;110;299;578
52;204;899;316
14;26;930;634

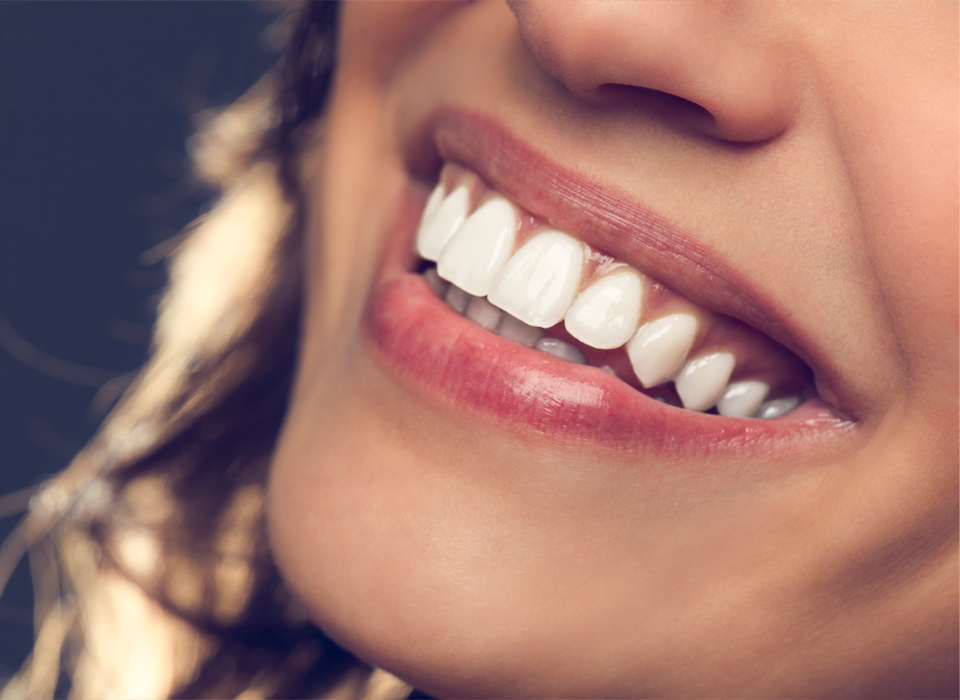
366;110;855;454
415;162;812;418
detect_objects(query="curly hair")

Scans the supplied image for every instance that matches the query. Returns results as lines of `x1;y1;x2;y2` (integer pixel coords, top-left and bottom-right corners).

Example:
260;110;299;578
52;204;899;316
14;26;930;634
0;2;412;698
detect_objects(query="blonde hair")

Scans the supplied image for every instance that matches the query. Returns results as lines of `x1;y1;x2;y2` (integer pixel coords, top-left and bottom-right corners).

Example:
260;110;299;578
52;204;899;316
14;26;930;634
0;3;410;698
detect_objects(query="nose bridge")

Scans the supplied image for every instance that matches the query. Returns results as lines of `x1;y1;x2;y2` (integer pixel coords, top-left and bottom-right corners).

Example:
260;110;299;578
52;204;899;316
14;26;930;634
506;0;798;143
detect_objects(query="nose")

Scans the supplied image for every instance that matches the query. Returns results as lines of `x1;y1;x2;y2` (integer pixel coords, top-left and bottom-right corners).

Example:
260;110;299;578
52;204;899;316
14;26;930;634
506;0;798;143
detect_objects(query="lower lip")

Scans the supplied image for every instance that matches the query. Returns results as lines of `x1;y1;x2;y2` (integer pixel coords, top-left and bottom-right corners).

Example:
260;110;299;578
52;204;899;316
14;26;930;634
366;272;850;458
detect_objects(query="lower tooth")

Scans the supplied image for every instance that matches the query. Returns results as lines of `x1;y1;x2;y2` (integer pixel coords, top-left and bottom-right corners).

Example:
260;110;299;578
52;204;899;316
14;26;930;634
717;380;769;418
756;396;801;419
465;296;503;332
424;267;449;298
534;338;586;365
498;314;543;347
444;284;472;315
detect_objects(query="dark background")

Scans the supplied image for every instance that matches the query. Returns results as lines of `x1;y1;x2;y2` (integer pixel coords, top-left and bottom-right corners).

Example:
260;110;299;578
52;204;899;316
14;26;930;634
0;1;276;680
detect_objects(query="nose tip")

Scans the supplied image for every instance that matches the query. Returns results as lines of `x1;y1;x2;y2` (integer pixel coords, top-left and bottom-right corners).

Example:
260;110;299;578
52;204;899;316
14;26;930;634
506;0;798;143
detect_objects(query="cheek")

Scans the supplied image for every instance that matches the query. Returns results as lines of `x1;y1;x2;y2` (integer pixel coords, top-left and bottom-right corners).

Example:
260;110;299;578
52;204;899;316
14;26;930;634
820;5;958;394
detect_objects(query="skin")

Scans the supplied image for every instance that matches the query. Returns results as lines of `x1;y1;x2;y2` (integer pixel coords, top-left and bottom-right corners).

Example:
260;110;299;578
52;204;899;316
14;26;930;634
268;2;959;697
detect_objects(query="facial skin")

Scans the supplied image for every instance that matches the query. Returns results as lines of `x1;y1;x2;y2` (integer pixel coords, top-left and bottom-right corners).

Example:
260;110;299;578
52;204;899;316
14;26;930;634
269;2;959;697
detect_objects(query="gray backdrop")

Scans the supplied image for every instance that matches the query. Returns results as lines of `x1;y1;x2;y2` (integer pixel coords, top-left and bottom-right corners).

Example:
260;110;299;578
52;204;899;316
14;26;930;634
0;1;276;679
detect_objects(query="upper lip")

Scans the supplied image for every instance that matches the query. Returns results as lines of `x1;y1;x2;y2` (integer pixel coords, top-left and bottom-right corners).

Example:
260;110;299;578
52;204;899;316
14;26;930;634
401;106;861;423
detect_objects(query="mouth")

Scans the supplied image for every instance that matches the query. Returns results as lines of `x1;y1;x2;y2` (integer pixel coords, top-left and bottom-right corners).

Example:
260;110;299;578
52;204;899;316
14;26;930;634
366;110;855;455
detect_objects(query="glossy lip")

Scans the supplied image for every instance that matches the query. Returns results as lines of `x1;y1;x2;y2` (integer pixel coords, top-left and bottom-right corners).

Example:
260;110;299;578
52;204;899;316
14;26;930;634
369;273;851;456
365;108;857;455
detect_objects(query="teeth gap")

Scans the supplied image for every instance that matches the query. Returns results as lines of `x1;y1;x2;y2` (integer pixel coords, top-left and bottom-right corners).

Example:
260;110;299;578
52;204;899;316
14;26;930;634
420;264;806;419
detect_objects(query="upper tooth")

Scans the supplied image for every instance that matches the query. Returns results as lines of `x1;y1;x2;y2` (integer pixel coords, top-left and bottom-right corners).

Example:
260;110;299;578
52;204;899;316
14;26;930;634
674;352;736;411
416;186;469;262
717;380;769;418
564;268;643;349
422;182;445;224
437;196;517;297
626;313;698;388
487;231;585;328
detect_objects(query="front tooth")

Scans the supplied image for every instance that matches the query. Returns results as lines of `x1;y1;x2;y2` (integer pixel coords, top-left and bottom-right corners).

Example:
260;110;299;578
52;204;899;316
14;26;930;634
674;352;736;411
487;231;584;328
564;268;643;349
534;337;586;365
756;396;801;419
717;380;769;418
437;196;517;297
416;186;469;262
422;182;445;225
465;295;503;332
497;314;543;347
626;313;698;388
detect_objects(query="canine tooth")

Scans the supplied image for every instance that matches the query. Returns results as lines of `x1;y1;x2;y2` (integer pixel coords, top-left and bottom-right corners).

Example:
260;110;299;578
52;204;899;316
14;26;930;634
422;182;445;224
675;352;735;411
717;380;769;418
444;284;471;315
756;396;801;419
437;196;517;296
626;313;698;388
465;296;503;332
534;337;586;365
416;186;469;262
497;314;543;347
564;268;643;349
488;231;584;328
424;267;448;298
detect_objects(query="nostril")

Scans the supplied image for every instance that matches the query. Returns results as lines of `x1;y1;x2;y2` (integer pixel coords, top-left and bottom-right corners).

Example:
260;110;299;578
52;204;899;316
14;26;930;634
594;84;718;138
507;0;797;145
594;82;789;145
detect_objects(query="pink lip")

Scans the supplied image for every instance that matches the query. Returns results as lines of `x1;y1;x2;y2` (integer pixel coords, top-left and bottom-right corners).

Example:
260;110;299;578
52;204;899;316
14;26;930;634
369;275;849;455
364;109;856;455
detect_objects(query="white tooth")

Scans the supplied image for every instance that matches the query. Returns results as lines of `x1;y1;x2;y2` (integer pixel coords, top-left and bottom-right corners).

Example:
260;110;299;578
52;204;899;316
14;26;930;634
626;313;698;388
422;182;445;224
437;196;517;296
756;396;801;419
497;314;543;347
717;380;769;418
424;267;449;298
675;352;736;412
564;268;643;349
465;296;503;332
487;231;584;328
416;186;469;262
444;284;471;314
534;337;586;365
